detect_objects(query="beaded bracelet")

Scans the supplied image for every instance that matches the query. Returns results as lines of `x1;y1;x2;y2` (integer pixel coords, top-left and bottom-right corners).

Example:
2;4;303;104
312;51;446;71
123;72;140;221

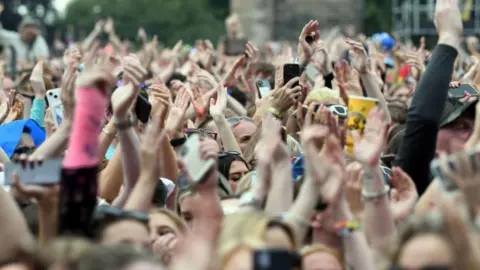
334;220;360;237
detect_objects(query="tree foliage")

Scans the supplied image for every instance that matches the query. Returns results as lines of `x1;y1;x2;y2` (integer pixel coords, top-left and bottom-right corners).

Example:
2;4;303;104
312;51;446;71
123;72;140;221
363;0;393;35
64;0;228;46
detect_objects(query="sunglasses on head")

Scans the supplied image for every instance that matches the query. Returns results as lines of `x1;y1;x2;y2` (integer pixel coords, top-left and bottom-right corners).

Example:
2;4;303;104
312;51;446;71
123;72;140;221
227;116;255;126
184;128;217;140
326;104;347;118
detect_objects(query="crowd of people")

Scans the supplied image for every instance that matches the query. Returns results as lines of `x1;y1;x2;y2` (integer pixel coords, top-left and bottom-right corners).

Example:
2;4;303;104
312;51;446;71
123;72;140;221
0;0;479;269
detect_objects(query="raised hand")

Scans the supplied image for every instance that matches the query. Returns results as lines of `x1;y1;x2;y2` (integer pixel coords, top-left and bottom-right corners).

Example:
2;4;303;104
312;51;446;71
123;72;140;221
208;84;227;118
314;40;331;74
434;0;463;47
346;38;369;74
439;150;480;215
111;56;148;120
222;55;246;86
390;167;418;223
345;162;364;219
298;20;320;67
30;61;46;99
76;63;116;96
165;86;190;139
244;41;260;76
60;65;77;119
353;108;388;166
260;114;290;163
271;77;302;113
149;83;171;108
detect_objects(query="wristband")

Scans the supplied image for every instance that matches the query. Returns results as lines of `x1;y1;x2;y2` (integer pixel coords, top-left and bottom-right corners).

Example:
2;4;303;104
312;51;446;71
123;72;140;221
114;118;133;131
361;185;390;201
267;107;283;120
170;135;187;147
334;220;360;237
102;128;114;136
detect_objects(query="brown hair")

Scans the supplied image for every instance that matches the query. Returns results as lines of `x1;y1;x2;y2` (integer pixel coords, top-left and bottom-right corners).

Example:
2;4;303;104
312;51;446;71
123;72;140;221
388;209;480;270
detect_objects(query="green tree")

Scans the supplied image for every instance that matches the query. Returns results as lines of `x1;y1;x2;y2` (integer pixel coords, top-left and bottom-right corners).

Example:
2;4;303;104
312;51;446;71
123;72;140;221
64;0;227;46
363;0;392;35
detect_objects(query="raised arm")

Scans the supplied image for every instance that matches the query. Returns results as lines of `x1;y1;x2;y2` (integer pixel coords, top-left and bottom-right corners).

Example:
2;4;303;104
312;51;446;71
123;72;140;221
58;63;116;236
109;56;147;207
393;0;462;194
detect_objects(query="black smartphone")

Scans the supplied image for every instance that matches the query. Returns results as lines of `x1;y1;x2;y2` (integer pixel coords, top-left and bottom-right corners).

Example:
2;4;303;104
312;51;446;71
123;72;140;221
253;249;301;270
135;95;152;124
256;80;272;98
283;63;300;88
448;84;477;98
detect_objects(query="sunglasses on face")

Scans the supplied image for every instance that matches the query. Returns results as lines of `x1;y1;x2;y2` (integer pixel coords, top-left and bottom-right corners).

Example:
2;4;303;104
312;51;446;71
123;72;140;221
227;116;255;126
184;128;217;140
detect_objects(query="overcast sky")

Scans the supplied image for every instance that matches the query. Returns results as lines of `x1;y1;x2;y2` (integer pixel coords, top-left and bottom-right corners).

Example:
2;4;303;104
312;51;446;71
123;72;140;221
52;0;73;13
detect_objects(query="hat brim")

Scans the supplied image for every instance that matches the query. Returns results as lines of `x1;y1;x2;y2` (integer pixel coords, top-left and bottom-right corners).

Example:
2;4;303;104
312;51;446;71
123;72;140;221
440;100;476;127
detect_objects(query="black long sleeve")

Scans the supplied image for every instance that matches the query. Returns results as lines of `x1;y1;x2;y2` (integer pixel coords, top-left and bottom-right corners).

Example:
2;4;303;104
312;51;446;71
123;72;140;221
393;45;457;195
58;166;98;237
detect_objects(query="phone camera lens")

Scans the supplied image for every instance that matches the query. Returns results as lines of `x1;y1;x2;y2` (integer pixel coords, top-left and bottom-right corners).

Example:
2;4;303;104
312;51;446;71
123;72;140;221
54;95;58;98
48;92;52;96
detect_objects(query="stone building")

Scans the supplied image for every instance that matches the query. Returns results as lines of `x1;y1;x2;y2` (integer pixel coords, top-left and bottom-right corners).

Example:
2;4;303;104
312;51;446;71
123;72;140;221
230;0;364;45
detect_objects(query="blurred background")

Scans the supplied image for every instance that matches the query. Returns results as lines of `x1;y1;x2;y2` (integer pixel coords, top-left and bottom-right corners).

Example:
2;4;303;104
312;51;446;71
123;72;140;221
0;0;478;46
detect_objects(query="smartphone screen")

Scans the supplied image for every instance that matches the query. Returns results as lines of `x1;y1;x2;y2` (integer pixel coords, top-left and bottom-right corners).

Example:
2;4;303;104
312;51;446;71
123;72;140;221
46;88;64;128
253;249;301;270
448;84;477;98
283;63;300;88
4;159;63;185
179;134;215;183
256;80;271;98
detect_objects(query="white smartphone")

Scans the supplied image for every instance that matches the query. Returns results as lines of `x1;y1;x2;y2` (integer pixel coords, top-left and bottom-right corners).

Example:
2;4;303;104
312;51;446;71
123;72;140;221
179;134;215;183
3;159;63;185
46;88;64;128
256;80;271;98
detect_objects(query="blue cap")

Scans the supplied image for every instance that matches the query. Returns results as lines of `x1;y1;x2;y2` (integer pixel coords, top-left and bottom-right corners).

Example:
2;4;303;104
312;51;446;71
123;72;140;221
0;119;46;158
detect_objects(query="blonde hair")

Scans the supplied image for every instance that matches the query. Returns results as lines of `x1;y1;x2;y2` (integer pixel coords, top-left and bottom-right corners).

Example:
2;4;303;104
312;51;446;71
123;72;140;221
219;212;297;266
219;212;269;267
149;208;188;234
305;87;340;105
37;237;93;267
286;135;303;157
234;171;256;196
300;244;343;266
